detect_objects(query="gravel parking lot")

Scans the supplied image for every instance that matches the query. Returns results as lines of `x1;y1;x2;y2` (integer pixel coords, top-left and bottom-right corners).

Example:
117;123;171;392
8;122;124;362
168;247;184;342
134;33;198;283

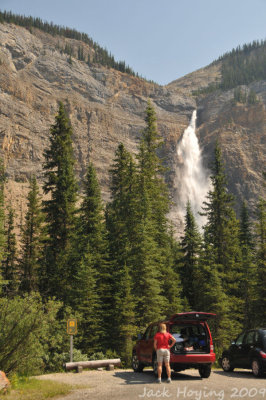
38;368;266;400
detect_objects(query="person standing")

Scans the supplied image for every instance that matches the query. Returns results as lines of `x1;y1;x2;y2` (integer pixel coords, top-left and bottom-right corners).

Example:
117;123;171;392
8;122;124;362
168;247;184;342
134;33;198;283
154;323;176;383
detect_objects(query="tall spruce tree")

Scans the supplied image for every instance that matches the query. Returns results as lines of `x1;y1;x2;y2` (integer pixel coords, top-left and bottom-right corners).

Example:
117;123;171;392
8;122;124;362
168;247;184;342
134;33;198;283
134;101;181;323
239;202;256;328
69;163;111;351
42;102;78;300
2;208;17;295
180;201;202;309
106;144;138;343
255;198;266;326
201;142;243;345
115;263;136;365
20;177;45;293
0;160;5;293
106;144;137;269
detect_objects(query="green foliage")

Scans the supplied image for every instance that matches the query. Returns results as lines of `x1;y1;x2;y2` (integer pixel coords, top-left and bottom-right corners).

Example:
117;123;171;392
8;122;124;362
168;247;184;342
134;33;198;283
2;208;17;296
180;201;202;309
239;202;257;328
220;40;266;90
0;294;61;375
68;163;110;353
0;159;5;292
254;198;266;326
200;142;243;350
20;177;45;293
42;102;78;300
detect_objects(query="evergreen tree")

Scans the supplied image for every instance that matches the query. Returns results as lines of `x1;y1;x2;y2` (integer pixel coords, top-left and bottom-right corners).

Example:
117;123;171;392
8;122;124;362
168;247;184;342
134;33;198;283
239;202;256;328
106;144;138;343
201;142;243;345
20;177;45;293
133;101;178;323
106;144;137;270
180;202;202;308
255;198;266;326
69;163;111;350
2;208;17;295
115;263;136;365
71;251;100;355
42;102;78;301
0;160;5;292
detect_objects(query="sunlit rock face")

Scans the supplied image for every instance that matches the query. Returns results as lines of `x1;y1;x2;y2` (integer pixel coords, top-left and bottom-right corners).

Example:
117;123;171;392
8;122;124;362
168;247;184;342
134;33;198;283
0;22;265;235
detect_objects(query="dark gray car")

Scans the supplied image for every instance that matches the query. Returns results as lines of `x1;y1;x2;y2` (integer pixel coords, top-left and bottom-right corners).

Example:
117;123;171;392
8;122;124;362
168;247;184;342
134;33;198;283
221;329;266;377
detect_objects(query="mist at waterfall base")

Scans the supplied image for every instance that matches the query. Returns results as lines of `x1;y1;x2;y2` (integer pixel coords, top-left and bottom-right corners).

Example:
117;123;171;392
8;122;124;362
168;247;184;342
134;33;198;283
173;110;210;230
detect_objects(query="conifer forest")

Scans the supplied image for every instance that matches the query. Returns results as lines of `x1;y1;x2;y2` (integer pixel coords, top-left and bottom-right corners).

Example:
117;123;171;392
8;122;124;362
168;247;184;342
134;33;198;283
0;100;265;376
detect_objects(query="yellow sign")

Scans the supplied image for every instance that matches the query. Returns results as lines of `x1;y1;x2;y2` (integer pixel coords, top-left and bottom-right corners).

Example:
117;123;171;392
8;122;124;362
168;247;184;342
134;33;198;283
67;319;77;335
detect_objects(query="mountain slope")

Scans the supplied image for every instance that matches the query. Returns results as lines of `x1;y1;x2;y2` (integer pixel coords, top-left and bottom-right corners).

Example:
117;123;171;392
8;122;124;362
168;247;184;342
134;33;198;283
0;22;265;232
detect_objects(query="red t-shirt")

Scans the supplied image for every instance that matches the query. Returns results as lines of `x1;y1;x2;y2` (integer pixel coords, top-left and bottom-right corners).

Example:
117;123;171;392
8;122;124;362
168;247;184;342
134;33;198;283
154;332;172;349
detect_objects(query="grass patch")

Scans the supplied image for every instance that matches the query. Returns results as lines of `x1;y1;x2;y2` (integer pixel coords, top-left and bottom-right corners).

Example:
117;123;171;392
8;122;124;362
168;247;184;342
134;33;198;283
0;377;73;400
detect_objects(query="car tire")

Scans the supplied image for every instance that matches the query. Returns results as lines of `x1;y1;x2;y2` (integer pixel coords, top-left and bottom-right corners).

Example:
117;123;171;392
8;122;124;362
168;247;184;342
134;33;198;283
221;355;234;372
199;364;212;378
251;358;264;377
132;352;144;372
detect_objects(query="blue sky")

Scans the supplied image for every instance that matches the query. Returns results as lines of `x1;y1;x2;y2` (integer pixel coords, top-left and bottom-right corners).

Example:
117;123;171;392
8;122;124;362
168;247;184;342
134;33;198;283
1;0;266;85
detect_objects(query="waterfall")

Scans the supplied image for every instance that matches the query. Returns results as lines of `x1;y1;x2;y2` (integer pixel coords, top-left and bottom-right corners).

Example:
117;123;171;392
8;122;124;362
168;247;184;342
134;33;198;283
174;110;210;228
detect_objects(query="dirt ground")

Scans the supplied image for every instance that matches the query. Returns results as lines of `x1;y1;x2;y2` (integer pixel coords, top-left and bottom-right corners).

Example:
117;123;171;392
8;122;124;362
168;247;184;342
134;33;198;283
37;368;266;400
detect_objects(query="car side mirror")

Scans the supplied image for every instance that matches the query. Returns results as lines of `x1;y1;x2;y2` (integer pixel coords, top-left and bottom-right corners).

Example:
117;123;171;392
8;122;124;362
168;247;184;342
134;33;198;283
137;333;143;340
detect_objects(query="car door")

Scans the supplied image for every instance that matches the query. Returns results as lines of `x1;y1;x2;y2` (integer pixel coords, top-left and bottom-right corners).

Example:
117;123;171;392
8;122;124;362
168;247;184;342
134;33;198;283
242;331;255;367
138;324;158;363
230;332;246;367
138;325;151;362
146;324;159;363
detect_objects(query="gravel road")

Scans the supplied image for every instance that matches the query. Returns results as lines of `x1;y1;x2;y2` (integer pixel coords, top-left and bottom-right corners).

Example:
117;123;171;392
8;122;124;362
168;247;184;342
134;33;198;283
37;368;266;400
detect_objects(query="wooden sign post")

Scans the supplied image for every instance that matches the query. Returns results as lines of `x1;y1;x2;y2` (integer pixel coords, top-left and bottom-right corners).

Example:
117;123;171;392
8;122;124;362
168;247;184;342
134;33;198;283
67;319;77;363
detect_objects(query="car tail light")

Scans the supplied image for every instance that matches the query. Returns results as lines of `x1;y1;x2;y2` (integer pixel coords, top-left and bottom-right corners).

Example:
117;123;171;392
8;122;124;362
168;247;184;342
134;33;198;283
260;351;266;359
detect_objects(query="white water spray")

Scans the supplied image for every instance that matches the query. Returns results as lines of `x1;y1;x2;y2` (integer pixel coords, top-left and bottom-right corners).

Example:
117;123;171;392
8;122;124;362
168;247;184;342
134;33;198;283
174;110;210;228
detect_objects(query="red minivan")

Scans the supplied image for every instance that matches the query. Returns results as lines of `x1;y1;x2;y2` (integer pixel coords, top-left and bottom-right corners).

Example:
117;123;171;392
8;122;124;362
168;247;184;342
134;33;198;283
132;312;216;378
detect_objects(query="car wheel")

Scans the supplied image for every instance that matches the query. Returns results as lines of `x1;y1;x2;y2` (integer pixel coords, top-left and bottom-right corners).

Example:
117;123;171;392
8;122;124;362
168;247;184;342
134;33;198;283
251;359;264;377
199;364;211;378
132;352;144;372
221;356;234;372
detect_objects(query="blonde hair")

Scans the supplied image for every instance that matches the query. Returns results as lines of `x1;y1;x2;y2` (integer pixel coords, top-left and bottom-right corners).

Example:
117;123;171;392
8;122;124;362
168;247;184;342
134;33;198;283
159;323;167;333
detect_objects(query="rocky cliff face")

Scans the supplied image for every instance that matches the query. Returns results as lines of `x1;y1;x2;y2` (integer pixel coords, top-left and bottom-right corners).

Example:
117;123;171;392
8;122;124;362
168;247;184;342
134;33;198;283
0;23;265;233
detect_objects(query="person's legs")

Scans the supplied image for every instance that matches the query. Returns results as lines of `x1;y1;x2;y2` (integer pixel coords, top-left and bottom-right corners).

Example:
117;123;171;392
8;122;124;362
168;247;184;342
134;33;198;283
164;350;171;382
165;362;171;378
157;362;163;379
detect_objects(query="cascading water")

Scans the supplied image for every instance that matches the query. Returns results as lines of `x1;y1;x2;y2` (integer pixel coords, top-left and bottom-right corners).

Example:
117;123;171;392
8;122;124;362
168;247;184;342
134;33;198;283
173;110;210;228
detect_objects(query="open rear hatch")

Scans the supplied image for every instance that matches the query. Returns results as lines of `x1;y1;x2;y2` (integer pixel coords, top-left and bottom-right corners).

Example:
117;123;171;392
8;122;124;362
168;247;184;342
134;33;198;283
169;312;216;322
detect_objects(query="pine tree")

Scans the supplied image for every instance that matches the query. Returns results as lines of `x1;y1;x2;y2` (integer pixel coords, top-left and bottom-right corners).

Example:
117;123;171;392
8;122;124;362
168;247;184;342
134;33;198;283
106;144;138;343
71;251;101;355
180;201;202;309
201;142;243;344
115;264;136;365
255;198;266;326
42;102;78;300
0;160;5;293
69;163;111;350
20;177;45;293
2;208;17;295
133;101;179;323
239;202;256;328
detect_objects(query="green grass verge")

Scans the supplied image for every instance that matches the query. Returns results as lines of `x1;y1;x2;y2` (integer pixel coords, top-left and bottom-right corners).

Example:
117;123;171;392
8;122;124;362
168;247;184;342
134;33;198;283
0;377;74;400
